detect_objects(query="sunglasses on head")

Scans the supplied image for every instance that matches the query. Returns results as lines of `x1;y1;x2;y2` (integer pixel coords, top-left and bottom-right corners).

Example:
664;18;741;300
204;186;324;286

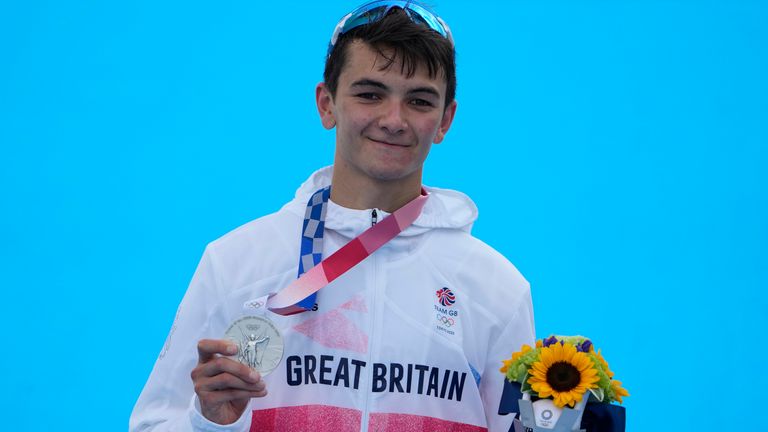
328;0;454;57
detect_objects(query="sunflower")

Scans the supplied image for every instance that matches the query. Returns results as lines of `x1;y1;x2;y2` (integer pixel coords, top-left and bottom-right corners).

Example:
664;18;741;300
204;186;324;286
610;379;630;404
512;344;532;362
595;348;614;378
500;344;532;373
528;342;600;408
499;358;513;374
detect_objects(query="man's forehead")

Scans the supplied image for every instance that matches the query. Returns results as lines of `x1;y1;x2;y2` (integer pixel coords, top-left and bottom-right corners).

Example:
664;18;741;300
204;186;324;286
341;41;447;91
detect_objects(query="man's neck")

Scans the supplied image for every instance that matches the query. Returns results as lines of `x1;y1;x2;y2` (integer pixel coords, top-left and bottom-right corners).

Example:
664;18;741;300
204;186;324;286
330;167;422;213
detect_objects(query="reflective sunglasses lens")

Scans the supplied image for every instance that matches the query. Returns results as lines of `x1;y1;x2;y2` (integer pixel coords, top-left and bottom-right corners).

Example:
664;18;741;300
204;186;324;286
328;0;452;56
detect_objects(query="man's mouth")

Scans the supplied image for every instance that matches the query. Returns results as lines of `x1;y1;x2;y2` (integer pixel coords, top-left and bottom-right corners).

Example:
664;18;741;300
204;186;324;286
368;137;410;147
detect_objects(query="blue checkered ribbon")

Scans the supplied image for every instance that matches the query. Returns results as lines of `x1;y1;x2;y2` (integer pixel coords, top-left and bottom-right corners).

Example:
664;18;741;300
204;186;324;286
295;186;331;310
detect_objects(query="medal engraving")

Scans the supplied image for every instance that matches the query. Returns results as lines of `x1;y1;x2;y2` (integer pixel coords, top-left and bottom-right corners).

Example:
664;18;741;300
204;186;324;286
224;316;283;376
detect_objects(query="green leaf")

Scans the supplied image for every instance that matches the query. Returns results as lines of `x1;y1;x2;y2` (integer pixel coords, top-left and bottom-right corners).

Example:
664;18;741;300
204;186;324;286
521;372;533;393
589;387;604;402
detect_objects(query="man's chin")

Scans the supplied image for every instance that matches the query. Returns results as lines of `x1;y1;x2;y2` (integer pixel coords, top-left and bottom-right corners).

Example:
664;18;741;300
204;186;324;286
362;165;421;183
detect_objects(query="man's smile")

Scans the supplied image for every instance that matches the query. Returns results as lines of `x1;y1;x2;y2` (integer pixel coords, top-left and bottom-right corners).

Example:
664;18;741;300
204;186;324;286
367;136;411;147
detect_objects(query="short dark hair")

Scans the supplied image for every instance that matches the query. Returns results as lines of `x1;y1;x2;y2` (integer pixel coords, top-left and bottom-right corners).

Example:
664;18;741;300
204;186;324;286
323;8;456;107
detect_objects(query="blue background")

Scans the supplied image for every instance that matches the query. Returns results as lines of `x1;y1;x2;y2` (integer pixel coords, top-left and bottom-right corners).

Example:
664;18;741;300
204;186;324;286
2;1;766;430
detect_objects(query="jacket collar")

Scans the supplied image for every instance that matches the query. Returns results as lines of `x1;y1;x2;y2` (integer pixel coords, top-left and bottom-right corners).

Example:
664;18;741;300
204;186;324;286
283;166;478;238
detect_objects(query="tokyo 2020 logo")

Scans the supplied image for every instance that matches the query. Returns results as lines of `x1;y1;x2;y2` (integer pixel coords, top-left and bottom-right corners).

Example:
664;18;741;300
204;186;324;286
436;314;455;326
436;287;456;307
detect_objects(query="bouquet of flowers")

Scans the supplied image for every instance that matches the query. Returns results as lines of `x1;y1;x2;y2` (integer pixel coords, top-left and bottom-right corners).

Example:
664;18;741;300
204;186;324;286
499;335;628;432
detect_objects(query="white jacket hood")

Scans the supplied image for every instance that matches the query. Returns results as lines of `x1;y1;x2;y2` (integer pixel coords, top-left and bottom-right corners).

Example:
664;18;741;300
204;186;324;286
282;166;478;238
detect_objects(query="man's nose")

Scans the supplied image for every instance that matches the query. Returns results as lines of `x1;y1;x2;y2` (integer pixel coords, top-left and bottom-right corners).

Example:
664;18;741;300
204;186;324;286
377;100;407;134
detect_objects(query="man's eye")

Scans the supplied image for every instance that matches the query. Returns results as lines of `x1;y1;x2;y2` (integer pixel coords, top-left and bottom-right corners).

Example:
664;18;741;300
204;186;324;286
410;99;434;107
356;93;380;100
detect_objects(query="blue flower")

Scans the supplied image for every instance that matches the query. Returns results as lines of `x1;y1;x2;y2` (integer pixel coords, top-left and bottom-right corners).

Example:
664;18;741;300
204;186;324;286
543;336;559;347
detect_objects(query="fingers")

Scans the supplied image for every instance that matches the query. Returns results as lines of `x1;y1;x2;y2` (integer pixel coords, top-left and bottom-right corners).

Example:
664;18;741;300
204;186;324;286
197;339;238;364
193;355;262;383
193;339;265;394
193;361;265;393
199;388;268;406
192;339;270;424
203;373;266;392
194;370;266;397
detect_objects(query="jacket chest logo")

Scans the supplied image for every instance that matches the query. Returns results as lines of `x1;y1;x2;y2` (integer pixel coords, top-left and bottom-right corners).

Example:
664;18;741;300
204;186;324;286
434;287;459;337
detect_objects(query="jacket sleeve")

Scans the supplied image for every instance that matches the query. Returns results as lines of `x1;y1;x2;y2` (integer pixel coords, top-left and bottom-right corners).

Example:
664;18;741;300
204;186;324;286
129;246;253;432
479;287;535;432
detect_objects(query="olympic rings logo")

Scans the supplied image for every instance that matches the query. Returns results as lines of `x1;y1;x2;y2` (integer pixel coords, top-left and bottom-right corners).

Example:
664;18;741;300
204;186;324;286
436;314;455;327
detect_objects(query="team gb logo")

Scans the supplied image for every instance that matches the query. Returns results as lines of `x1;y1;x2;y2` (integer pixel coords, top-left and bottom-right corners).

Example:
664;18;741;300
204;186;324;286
436;287;456;307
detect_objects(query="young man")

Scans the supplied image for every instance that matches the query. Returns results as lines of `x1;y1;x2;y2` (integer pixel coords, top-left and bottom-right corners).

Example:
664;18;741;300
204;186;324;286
131;2;534;431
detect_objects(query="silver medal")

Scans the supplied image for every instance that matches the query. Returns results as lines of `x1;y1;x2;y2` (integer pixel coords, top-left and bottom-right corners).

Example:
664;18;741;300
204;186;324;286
224;315;284;376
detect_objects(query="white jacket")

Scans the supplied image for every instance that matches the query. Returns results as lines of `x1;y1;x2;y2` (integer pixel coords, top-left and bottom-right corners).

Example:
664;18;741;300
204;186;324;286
131;167;534;432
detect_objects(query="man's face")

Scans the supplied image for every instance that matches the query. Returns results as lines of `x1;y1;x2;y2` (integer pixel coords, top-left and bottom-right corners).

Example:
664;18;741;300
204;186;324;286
317;41;457;185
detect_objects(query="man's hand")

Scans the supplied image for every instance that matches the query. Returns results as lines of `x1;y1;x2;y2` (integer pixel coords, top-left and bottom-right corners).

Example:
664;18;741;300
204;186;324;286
191;339;268;425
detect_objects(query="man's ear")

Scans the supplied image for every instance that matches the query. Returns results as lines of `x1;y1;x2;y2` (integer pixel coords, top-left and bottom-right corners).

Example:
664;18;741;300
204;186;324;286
433;99;458;144
315;83;336;130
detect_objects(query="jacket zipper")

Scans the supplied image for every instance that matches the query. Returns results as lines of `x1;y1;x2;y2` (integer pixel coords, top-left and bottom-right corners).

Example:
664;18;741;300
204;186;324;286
361;210;379;430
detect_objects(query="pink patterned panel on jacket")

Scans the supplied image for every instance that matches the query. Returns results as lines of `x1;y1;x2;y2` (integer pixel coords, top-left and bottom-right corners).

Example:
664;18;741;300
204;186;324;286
368;412;487;432
250;405;362;432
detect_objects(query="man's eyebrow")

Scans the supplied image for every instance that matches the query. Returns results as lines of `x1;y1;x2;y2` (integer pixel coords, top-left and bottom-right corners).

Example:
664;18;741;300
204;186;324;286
351;79;389;90
408;86;440;98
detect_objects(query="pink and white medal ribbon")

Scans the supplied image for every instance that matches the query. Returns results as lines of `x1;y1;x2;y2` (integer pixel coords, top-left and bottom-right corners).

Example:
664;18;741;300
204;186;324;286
267;187;429;315
227;186;428;372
